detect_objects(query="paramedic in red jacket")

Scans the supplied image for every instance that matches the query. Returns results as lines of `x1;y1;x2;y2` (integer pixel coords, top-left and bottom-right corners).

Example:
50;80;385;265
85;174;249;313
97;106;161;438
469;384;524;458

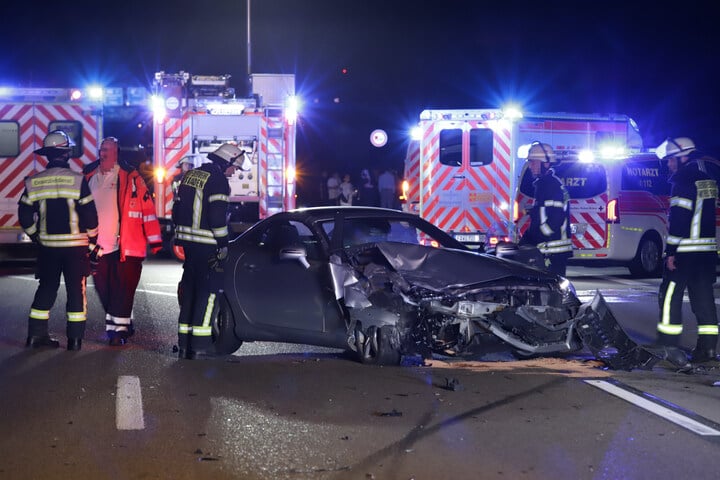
83;137;163;346
519;142;573;276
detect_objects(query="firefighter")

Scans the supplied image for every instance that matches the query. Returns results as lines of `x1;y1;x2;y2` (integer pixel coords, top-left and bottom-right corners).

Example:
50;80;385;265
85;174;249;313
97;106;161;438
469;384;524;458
656;137;719;363
172;155;197;196
18;130;99;351
83;137;163;346
519;142;572;276
172;143;241;359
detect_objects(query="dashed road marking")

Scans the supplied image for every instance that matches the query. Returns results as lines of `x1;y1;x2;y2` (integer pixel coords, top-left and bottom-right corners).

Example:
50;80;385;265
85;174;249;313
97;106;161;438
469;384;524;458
585;379;720;436
116;375;145;430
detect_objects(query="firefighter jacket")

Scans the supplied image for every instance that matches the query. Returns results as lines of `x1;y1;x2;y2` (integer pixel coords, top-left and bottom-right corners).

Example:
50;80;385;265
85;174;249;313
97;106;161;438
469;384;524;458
665;160;718;256
18;159;99;247
84;160;163;260
523;169;573;255
172;163;230;248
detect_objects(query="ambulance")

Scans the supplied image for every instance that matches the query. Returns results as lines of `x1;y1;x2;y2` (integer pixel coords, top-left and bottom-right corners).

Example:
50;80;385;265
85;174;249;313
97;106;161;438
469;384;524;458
401;108;643;251
516;151;671;277
0;86;106;261
150;72;298;253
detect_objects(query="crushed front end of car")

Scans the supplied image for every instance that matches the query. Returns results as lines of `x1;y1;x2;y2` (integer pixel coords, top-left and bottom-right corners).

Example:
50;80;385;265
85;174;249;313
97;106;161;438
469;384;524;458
331;242;688;371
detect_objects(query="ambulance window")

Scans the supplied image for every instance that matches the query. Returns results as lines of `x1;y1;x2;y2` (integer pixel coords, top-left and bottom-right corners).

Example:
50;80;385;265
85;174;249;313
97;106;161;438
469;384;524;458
468;128;493;166
553;162;607;199
439;129;462;167
0;121;20;157
48;120;83;158
621;158;670;195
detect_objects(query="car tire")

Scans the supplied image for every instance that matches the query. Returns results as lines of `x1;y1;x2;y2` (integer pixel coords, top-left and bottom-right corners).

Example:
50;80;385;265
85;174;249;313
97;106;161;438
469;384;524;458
356;325;401;366
629;234;662;278
212;294;243;355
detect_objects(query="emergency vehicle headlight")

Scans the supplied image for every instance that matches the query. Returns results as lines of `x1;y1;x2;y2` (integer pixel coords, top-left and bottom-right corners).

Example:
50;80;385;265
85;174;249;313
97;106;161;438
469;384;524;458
599;145;626;159
578;150;595;163
285;166;296;183
70;89;83;101
154;166;166;183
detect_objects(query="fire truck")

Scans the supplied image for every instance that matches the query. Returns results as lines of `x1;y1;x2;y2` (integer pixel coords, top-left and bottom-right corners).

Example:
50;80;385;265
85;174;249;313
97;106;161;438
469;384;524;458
151;71;298;252
0;86;110;262
402;108;643;250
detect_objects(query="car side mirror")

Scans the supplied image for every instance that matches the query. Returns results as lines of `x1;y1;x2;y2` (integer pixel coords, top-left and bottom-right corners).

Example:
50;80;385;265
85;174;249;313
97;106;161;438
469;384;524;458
279;246;310;269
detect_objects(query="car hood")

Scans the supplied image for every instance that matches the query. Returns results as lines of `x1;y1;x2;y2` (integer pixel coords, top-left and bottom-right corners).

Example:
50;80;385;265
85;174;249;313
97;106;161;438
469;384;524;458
373;242;559;291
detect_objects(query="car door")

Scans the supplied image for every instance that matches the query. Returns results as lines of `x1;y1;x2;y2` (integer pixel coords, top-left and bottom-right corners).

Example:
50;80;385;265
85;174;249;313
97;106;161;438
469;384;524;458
232;218;339;333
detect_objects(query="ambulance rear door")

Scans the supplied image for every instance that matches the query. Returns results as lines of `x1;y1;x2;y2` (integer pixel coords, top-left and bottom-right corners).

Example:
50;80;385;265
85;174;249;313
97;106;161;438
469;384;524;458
421;120;513;248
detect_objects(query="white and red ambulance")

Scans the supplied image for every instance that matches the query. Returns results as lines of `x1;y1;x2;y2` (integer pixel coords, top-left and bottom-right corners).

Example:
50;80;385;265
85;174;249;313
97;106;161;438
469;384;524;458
402;109;643;250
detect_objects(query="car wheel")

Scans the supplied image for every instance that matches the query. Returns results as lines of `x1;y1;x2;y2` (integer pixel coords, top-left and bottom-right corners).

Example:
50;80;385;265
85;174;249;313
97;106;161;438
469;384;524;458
629;235;662;278
356;325;401;366
212;294;242;355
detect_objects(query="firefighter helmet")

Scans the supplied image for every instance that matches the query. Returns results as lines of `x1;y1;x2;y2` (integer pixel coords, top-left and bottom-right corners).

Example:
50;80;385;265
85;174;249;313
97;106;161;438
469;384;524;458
34;130;75;155
526;142;557;163
655;137;696;160
207;143;244;169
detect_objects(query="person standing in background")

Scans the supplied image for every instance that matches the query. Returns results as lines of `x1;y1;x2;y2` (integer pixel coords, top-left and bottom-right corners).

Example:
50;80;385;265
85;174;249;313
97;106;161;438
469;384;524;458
378;168;396;209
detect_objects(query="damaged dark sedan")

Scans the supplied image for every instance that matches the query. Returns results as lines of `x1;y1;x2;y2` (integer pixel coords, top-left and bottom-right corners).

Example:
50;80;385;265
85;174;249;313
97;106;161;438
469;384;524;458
211;206;677;370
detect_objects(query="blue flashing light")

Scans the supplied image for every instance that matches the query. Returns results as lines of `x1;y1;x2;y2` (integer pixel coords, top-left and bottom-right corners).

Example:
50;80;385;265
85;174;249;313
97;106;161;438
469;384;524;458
410;126;422;141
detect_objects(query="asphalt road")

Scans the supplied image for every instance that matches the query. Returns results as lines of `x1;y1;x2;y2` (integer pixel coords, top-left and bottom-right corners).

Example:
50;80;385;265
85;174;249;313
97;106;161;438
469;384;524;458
1;260;720;480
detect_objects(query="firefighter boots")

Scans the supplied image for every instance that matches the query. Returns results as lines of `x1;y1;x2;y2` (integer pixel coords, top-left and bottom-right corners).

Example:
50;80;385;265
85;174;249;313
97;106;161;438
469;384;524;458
690;348;717;364
67;338;82;351
26;335;60;349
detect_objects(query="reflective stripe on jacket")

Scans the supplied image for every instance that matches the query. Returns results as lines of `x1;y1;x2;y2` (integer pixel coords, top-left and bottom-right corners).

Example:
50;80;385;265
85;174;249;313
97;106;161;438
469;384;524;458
523;170;573;255
666;162;717;255
85;162;162;260
18;163;98;248
172;163;230;248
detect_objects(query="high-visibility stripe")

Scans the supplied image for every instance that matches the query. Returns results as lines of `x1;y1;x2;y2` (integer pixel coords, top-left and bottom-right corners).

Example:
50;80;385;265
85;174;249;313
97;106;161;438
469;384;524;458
659;281;682;335
178;324;192;334
698;325;719;335
670;197;692;210
30;308;50;320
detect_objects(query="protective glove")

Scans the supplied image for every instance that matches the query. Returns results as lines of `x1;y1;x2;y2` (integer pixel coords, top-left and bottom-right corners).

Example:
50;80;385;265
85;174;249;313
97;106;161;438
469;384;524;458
89;244;103;273
208;246;229;273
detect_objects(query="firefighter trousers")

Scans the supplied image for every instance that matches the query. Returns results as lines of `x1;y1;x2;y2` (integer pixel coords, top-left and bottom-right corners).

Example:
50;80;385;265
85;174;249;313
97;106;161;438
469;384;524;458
92;250;143;334
28;246;89;340
177;244;223;352
657;252;719;349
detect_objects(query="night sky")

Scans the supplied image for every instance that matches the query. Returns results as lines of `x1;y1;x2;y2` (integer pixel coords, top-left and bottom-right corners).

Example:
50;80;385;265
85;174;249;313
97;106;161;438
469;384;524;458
3;0;719;178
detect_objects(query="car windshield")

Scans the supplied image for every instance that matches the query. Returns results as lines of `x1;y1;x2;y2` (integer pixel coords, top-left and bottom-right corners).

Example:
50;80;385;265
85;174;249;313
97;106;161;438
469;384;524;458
320;216;463;250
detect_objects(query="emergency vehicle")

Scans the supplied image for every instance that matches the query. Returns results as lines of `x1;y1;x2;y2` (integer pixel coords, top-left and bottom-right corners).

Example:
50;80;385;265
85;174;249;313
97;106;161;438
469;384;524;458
151;71;298;252
402;109;643;250
516;151;670;277
0;86;108;261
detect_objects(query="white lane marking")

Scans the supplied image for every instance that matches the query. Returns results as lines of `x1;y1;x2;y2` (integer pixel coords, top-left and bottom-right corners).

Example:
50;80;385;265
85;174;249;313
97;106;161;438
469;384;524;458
116;375;145;430
585;379;720;436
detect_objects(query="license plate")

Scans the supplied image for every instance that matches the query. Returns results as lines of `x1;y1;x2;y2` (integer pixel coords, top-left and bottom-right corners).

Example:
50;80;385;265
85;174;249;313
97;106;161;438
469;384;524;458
454;234;486;243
